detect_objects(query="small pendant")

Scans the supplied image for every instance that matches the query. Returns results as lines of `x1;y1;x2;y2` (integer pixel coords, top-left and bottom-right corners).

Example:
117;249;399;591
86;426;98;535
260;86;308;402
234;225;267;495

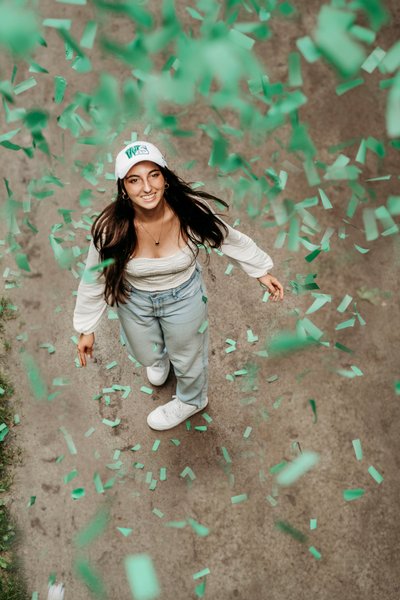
155;241;160;245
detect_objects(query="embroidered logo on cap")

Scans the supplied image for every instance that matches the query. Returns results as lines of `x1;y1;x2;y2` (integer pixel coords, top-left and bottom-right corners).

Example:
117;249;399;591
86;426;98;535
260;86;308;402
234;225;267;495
125;144;150;159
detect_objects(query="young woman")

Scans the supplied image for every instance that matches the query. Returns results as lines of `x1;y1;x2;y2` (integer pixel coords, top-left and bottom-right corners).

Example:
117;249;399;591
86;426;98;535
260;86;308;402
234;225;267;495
73;140;284;431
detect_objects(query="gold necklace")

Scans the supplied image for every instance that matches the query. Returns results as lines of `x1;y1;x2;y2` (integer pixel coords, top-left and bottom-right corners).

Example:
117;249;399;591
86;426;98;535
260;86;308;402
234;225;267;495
136;203;166;246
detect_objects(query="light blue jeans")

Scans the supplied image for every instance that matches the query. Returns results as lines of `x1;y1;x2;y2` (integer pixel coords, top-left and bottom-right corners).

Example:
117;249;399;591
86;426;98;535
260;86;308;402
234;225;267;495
117;263;209;409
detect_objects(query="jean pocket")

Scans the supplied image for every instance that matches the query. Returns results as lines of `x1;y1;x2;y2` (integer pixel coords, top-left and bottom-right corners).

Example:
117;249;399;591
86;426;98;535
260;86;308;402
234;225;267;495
172;275;202;301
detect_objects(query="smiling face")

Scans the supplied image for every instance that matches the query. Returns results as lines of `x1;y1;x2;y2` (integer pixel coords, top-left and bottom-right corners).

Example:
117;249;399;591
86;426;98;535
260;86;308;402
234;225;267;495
123;160;167;213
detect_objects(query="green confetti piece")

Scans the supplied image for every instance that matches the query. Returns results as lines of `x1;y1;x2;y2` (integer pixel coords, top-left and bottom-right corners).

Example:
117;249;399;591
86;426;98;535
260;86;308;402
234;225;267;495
368;465;383;484
0;128;21;143
159;467;166;481
74;557;105;597
309;546;322;559
267;329;317;356
351;365;363;376
54;76;67;104
0;423;9;442
336;78;364;96
131;444;141;452
185;6;204;20
350;24;376;44
42;18;72;29
140;386;153;395
354;244;370;254
343;488;365;501
306;294;331;315
152;440;160;452
198;320;208;333
228;28;255;50
202;412;212;423
170;439;180;446
225;338;237;353
187;518;209;537
234;369;248;376
71;487;85;499
318;187;333;209
386;71;400;137
231;493;248;504
59;426;77;455
28;496;36;507
117;527;133;537
190;567;210;584
64;469;78;484
221;447;232;464
49;234;74;270
375;205;399;235
152;508;164;518
224;263;234;275
14;414;20;425
194;425;207;432
102;418;121;427
270;461;287;475
310;518;317;530
246;329;258;343
84;427;95;437
75;507;109;547
180;466;196;480
380;40;400;73
93;473;104;494
266;495;278;507
72;54;92;73
161;511;186;525
275;520;307;543
276;451;320;486
288;51;303;86
14;76;37;95
352;438;363;460
314;6;366;77
39;343;56;354
20;351;48;400
105;361;118;370
296;36;321;63
243;426;252;439
266;374;279;383
124;554;161;600
361;47;386;73
309;399;317;423
336;294;353;313
80;20;97;48
363;207;379;240
335;317;356;330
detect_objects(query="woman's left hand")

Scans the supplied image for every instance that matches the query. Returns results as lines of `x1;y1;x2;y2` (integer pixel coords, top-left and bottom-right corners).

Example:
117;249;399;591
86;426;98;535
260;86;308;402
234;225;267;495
257;273;284;302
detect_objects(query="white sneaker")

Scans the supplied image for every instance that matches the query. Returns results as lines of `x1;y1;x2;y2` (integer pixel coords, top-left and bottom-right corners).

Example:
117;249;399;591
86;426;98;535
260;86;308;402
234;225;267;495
146;355;170;386
147;395;208;430
47;583;65;600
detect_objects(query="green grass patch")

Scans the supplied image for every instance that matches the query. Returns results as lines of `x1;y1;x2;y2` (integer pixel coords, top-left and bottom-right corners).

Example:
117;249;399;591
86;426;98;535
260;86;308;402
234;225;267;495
0;297;29;599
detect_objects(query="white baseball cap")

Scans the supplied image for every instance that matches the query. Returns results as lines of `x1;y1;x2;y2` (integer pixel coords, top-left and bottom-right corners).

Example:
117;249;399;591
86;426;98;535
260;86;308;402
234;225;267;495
115;140;168;180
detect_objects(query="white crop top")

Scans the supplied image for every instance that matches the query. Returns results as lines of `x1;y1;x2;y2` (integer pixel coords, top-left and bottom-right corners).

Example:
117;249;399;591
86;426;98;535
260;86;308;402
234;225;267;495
73;217;274;335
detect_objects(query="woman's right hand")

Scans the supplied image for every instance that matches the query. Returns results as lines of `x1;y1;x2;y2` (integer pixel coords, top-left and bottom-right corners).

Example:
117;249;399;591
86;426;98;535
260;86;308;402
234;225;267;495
77;333;95;367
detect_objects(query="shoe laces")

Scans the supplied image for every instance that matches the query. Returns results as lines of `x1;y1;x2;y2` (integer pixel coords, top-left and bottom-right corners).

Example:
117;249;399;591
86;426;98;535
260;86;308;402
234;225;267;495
152;357;167;369
165;395;184;417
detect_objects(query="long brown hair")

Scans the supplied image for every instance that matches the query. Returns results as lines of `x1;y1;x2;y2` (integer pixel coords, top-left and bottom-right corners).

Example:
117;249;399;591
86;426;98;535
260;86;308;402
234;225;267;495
90;165;230;306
